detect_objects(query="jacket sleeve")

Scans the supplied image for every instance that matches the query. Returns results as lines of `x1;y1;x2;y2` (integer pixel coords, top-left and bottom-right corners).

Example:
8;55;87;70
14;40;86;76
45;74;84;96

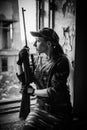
47;56;70;100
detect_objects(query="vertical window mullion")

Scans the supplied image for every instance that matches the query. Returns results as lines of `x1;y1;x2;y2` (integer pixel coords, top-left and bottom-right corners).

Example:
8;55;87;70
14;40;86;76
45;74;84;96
48;0;50;28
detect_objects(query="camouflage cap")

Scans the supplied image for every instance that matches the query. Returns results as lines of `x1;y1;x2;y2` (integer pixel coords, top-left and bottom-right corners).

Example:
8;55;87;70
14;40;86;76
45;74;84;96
30;28;59;46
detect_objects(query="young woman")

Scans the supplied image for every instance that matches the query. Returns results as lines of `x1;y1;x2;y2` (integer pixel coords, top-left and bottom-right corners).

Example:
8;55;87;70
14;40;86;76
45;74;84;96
17;28;72;130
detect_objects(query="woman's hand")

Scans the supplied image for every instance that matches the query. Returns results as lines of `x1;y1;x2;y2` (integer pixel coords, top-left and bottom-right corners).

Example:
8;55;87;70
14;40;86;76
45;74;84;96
17;46;29;65
27;82;37;96
27;86;35;96
28;82;48;97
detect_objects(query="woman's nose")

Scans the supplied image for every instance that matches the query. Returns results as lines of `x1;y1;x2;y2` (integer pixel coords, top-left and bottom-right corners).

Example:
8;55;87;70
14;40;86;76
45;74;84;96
33;40;37;47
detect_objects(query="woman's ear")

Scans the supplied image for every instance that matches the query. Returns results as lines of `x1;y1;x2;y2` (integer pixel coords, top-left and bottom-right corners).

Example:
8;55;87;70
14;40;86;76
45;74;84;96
47;41;51;48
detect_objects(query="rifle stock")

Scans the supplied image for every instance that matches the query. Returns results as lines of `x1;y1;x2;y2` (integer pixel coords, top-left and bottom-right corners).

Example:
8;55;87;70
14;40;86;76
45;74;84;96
19;50;32;120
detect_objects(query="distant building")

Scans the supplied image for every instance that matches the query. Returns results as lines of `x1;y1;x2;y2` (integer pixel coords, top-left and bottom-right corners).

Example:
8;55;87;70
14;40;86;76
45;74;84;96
0;0;21;73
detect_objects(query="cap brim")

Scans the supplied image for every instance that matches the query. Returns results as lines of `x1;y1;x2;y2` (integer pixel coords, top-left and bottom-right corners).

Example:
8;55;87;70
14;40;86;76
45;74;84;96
30;31;42;37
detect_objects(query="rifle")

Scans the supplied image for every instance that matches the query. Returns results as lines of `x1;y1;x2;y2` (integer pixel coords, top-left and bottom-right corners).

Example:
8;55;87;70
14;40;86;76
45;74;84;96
18;7;34;120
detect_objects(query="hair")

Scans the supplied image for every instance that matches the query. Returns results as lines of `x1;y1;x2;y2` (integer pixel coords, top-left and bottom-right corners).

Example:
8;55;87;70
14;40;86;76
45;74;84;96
49;39;64;59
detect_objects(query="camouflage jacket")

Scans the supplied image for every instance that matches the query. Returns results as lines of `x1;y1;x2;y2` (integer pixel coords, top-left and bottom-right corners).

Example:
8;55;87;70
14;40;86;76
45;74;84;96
34;54;72;114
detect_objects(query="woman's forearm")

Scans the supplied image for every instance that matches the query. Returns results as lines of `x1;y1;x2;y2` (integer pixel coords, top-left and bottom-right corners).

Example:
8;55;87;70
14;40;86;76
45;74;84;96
34;88;48;97
30;82;48;97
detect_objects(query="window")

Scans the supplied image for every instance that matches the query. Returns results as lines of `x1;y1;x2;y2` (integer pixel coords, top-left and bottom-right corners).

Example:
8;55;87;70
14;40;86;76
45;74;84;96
36;0;54;30
36;0;44;30
1;58;8;72
0;21;13;49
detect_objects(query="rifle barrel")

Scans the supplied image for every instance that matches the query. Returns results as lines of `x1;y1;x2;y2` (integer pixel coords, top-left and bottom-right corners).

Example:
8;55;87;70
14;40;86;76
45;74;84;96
22;7;28;47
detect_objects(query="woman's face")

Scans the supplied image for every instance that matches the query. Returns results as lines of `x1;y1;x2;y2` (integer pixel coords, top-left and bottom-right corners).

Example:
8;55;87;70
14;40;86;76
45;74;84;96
34;37;48;54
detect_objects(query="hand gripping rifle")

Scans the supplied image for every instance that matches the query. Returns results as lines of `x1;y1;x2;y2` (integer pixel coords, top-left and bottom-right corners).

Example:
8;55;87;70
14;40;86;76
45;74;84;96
17;7;34;120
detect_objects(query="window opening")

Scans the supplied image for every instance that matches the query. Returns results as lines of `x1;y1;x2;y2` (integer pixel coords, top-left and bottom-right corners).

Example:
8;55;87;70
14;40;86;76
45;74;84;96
1;57;8;72
0;21;13;49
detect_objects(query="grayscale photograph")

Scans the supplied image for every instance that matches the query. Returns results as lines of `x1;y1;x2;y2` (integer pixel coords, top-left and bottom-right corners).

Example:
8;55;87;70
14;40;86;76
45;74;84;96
0;0;86;130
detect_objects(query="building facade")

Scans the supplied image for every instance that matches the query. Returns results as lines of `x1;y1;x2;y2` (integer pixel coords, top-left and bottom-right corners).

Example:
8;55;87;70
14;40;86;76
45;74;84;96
0;0;21;73
0;0;22;100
